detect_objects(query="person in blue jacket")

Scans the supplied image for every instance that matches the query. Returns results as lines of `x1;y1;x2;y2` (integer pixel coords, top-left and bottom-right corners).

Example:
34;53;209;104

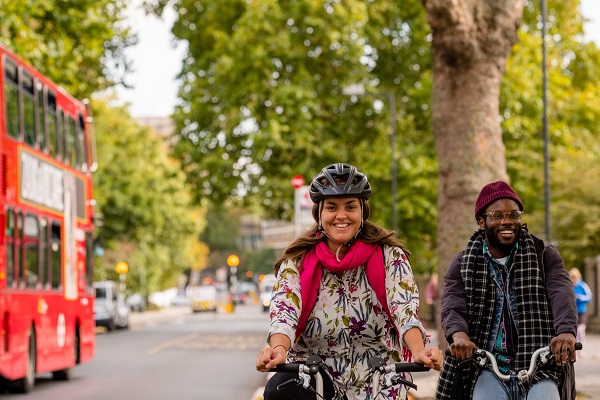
569;267;593;344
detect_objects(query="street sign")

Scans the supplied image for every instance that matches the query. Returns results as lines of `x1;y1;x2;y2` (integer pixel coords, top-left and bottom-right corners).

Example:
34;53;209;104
290;174;305;189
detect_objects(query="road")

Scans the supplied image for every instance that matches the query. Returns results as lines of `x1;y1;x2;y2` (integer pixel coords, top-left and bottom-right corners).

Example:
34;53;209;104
0;304;270;399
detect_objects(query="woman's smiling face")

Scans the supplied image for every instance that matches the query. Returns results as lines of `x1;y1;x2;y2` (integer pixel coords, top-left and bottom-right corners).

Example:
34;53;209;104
320;197;362;254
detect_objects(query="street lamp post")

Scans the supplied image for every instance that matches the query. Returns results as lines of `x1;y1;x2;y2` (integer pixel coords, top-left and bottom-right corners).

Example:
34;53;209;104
290;174;305;236
226;254;240;313
115;261;129;295
343;84;398;234
541;0;551;244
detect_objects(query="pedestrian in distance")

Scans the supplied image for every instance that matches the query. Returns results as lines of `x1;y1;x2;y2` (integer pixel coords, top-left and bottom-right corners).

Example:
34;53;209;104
435;181;578;400
569;267;593;345
256;163;443;400
425;273;439;328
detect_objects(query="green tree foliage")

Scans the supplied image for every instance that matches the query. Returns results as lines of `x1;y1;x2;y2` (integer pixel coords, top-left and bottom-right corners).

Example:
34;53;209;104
151;0;600;273
0;0;135;98
92;100;203;293
501;0;600;269
149;0;438;271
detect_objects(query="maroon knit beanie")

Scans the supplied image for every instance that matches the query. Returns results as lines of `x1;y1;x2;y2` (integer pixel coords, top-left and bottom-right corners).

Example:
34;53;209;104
474;181;524;219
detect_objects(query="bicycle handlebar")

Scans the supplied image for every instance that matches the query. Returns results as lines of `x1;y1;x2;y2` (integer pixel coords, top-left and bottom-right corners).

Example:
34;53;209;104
444;342;582;383
268;355;325;394
270;363;318;374
269;354;323;374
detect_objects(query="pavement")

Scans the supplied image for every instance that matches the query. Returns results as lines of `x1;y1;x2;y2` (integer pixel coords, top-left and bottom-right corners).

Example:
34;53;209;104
250;330;600;400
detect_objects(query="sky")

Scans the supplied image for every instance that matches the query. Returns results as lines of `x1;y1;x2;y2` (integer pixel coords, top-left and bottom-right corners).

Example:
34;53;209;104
115;0;600;119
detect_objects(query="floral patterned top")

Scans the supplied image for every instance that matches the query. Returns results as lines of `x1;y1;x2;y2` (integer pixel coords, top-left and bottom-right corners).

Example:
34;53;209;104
267;244;425;400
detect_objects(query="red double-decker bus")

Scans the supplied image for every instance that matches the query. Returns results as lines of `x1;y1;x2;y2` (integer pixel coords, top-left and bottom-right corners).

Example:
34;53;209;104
0;42;97;392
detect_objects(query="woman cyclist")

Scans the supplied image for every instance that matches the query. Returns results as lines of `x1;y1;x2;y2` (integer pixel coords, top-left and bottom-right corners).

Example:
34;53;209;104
255;163;443;400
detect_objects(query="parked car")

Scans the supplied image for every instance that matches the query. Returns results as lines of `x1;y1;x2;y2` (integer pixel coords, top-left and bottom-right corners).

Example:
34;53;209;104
259;274;277;312
170;290;191;307
126;293;144;312
94;281;129;330
189;285;218;312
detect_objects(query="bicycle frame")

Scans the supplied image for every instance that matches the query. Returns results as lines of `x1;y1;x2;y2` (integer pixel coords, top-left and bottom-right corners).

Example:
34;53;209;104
446;342;582;400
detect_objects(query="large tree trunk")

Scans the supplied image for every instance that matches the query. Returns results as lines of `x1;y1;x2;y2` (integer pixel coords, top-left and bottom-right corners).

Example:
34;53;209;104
422;0;525;346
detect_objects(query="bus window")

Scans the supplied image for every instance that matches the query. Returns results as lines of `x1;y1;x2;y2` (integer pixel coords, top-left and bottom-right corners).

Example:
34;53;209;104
36;80;46;152
5;208;15;287
16;211;23;288
85;231;94;292
68;116;77;168
47;91;58;158
77;112;87;172
62;111;69;165
40;218;48;288
22;71;36;146
24;214;39;289
58;109;64;162
3;59;19;140
50;221;62;290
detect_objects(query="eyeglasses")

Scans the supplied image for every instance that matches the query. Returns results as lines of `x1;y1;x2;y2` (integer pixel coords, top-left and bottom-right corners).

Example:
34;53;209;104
482;210;523;222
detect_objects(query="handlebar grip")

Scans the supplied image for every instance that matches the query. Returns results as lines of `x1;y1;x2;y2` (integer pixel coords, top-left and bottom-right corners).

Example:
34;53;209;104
393;362;430;372
270;363;301;373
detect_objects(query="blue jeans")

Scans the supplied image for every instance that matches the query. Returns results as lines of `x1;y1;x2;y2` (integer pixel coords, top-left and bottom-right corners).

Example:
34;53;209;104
472;370;559;400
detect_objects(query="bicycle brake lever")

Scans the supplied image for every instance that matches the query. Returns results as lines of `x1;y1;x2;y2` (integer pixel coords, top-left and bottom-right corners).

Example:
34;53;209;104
277;378;302;391
474;355;487;368
390;375;418;391
298;371;312;389
539;350;553;365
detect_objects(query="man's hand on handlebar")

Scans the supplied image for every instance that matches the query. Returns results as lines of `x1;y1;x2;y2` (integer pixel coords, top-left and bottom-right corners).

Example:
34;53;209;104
551;332;577;366
256;345;288;372
449;331;478;360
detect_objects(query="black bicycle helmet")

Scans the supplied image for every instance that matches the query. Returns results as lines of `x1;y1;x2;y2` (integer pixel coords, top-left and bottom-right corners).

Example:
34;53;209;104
309;163;371;203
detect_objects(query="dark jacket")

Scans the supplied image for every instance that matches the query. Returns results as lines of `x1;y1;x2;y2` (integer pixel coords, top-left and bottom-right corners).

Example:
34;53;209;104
435;229;577;400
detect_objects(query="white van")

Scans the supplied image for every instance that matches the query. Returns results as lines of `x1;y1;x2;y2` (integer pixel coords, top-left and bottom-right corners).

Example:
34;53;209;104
189;285;218;312
93;281;130;330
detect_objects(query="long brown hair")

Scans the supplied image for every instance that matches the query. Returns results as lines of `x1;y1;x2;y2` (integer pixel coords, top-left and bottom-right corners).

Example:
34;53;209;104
273;199;410;275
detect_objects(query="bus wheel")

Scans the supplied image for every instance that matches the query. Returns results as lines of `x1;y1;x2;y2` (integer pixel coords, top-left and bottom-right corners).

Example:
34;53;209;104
15;326;36;393
74;326;81;364
52;369;70;381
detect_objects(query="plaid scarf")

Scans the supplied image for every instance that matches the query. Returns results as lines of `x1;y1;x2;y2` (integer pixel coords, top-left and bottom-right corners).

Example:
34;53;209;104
435;228;564;400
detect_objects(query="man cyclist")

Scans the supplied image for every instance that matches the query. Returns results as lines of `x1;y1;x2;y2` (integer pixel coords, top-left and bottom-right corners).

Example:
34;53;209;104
435;181;578;400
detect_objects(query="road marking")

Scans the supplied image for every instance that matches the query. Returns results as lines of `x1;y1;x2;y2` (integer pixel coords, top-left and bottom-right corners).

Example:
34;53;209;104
180;334;265;351
147;333;201;355
147;333;265;355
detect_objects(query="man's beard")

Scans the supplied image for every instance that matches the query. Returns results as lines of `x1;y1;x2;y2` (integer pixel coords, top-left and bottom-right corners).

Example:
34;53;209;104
484;224;521;254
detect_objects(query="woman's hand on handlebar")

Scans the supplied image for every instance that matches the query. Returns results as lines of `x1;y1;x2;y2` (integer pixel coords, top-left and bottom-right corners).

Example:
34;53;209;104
449;331;478;360
551;333;577;366
412;347;444;371
256;345;288;372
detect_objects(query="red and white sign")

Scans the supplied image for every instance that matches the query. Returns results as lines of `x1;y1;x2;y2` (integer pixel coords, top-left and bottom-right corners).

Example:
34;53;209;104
290;174;305;189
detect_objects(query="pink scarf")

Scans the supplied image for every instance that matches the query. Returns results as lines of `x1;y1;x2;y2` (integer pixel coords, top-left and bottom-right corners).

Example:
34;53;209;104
295;241;398;339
